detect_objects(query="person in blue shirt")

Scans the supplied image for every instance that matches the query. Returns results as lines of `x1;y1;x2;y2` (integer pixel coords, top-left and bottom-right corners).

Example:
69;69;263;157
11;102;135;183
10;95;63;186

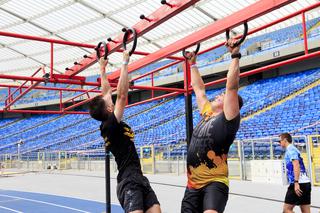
280;133;311;213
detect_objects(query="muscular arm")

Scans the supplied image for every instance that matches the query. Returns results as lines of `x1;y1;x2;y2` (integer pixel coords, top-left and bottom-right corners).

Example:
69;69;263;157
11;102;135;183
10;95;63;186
114;51;130;122
224;39;241;120
292;159;304;196
100;60;112;97
292;159;300;182
189;54;208;112
99;58;114;115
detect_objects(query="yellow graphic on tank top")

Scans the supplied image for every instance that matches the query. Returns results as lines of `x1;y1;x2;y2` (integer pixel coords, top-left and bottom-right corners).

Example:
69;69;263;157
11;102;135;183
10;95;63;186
187;151;228;189
187;101;229;189
123;126;134;142
103;136;111;147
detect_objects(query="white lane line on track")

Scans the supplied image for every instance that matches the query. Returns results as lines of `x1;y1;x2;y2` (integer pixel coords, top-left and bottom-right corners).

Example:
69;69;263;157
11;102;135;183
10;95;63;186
0;205;23;213
0;194;90;213
0;198;21;203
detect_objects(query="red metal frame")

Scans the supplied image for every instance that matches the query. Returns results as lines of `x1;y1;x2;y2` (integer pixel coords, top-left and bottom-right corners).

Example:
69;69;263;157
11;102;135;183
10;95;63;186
4;81;41;110
0;84;101;93
50;43;54;77
107;0;295;80
302;12;309;54
0;109;88;114
0;73;184;92
151;73;154;98
5;67;42;104
0;0;318;114
196;1;320;57
0;30;183;62
64;0;200;76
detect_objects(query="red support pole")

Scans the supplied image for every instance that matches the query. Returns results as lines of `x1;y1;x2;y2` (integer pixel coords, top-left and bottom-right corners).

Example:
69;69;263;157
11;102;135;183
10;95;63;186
64;0;200;77
108;0;295;81
4;81;41;110
8;87;11;103
302;12;309;54
50;43;54;77
59;90;63;111
151;73;154;98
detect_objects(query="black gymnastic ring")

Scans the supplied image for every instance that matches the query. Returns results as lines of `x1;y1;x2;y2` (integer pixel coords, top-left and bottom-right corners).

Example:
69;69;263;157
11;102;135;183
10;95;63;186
95;41;108;61
182;43;201;59
122;27;137;56
226;22;248;47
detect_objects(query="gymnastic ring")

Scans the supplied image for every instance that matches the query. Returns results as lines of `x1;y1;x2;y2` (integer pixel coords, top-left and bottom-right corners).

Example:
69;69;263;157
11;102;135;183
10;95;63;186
122;27;137;56
182;43;201;59
226;22;248;47
95;41;108;61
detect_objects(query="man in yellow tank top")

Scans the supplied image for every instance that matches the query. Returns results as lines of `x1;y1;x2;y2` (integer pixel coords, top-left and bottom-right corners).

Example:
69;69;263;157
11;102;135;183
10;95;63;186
181;38;243;213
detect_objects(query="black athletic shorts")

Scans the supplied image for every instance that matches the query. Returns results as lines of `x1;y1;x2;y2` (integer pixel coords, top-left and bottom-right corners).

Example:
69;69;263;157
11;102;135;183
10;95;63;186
117;174;160;212
181;181;229;213
285;182;311;205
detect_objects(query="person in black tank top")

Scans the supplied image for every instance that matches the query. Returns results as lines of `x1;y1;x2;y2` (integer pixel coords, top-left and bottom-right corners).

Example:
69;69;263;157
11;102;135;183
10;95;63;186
181;39;244;213
88;51;161;213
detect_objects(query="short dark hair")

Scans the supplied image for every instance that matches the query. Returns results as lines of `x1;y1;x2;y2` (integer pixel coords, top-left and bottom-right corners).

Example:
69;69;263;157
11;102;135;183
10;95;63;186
238;95;243;109
88;95;110;121
280;133;292;143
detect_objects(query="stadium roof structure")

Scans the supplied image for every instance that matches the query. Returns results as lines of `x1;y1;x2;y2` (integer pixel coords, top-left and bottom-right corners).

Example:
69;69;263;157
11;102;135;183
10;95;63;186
0;0;319;114
0;0;318;80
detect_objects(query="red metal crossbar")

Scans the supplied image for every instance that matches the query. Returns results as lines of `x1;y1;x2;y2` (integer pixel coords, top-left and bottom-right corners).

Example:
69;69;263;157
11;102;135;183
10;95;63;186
107;0;296;81
0;84;101;93
64;0;200;77
0;109;89;114
0;73;185;93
